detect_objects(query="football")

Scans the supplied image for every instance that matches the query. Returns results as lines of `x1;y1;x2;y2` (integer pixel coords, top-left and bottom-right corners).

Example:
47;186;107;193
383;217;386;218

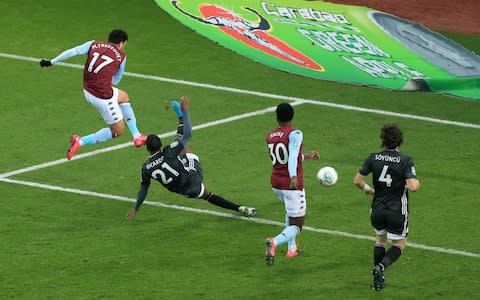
316;166;338;186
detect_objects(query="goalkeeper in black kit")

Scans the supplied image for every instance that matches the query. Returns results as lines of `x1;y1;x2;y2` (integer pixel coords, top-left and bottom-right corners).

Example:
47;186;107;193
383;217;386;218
126;96;257;219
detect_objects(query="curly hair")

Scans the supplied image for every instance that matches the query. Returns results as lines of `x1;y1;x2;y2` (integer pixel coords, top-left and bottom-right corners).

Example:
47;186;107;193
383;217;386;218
380;123;403;149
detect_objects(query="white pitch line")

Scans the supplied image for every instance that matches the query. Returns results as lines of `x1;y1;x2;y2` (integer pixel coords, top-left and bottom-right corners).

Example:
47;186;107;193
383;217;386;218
3;53;480;257
301;100;480;128
1;176;478;258
0;104;287;179
2;52;479;129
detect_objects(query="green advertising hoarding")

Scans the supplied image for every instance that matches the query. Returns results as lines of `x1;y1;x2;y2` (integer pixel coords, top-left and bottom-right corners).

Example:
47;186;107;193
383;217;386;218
154;0;480;100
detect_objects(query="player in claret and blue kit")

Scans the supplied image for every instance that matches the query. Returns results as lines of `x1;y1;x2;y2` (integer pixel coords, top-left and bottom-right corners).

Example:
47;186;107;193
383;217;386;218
264;103;320;266
40;29;147;160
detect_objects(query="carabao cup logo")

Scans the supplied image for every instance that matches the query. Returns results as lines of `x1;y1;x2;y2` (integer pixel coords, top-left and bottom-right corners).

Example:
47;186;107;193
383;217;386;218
172;1;324;71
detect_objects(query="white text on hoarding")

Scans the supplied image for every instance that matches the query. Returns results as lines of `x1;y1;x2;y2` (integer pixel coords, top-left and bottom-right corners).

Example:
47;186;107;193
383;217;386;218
261;2;349;24
298;28;390;57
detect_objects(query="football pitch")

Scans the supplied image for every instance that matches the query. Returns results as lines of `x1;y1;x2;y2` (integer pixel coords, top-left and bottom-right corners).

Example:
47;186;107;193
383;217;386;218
1;0;480;299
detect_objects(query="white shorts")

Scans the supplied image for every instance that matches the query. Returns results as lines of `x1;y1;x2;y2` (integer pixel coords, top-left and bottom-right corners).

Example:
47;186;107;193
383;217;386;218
83;88;123;125
272;188;306;218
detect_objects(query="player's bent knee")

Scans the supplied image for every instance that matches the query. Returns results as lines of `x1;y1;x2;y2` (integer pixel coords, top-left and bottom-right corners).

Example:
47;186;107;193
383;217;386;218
110;122;125;137
118;89;129;103
113;128;125;136
289;216;305;231
376;234;388;244
393;239;407;250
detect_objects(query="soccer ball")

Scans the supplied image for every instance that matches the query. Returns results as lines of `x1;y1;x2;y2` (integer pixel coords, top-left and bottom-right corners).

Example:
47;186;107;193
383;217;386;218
316;166;338;186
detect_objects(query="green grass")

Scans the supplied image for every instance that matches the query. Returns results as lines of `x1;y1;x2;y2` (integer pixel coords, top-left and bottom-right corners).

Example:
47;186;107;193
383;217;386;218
1;0;480;299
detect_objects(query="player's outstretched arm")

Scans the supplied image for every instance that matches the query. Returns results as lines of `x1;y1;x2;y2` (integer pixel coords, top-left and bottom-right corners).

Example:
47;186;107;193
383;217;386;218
126;184;149;219
40;40;93;68
179;96;192;146
180;96;189;112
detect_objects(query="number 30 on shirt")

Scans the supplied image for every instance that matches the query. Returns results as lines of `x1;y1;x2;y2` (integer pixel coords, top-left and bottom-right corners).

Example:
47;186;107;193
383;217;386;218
268;143;288;165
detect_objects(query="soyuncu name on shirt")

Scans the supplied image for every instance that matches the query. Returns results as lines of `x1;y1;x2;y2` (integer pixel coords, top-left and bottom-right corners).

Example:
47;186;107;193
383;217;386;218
374;154;401;163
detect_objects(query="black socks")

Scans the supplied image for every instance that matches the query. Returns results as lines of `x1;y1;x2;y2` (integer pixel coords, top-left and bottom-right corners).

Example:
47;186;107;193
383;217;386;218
374;244;386;266
206;194;239;211
379;245;402;270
